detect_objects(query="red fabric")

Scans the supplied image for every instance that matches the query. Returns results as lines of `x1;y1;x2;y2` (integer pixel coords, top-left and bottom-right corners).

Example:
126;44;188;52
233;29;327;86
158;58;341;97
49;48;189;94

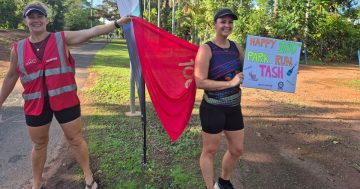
132;17;199;141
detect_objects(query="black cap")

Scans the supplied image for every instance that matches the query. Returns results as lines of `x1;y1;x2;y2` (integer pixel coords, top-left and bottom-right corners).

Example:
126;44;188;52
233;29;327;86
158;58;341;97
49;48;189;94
23;4;47;17
214;8;238;22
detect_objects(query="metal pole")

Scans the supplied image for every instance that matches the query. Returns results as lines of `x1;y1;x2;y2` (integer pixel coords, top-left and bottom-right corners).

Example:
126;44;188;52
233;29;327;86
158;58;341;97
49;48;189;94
358;49;360;67
140;78;147;167
125;63;141;117
304;47;308;65
140;0;148;167
130;67;136;113
90;0;93;28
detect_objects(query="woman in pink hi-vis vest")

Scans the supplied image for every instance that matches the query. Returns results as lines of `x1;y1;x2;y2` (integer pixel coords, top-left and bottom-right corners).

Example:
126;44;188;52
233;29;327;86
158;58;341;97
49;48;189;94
0;2;130;189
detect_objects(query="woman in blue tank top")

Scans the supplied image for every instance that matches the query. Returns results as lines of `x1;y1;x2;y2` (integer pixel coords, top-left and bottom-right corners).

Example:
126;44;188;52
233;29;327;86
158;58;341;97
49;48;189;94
194;8;245;189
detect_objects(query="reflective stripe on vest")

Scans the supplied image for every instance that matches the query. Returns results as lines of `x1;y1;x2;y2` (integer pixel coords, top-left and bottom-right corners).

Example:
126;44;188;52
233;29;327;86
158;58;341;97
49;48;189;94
22;92;41;100
17;33;75;84
20;70;43;83
17;39;27;75
55;32;73;73
17;33;77;101
48;84;77;97
45;67;74;77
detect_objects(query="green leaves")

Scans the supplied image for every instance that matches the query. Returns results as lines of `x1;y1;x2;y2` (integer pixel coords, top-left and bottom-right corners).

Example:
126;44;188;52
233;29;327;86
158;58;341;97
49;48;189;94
0;0;19;29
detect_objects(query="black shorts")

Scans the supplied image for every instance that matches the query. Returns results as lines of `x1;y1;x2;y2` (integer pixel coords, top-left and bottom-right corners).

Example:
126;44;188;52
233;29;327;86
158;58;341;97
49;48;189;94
25;97;81;127
200;100;244;134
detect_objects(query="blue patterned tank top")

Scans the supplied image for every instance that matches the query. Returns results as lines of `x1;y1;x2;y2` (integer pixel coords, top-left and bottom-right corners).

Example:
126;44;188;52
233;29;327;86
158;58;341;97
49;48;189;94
204;40;243;107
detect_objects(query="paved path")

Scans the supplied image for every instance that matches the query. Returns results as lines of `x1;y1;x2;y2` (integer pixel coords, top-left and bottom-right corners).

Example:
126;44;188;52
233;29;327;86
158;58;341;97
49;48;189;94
0;40;107;189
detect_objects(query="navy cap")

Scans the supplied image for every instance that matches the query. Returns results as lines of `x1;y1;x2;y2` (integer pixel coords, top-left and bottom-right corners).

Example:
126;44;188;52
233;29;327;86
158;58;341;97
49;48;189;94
23;4;47;17
214;8;238;22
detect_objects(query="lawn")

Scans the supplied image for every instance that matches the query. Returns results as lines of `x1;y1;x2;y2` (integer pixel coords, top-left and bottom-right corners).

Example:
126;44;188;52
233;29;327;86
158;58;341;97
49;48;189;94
83;39;204;188
348;78;360;91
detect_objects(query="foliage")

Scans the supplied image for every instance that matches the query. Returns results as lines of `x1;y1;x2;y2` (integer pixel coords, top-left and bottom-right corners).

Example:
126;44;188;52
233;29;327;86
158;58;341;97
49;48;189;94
0;0;18;29
63;0;92;30
170;0;360;62
2;0;359;62
308;12;359;62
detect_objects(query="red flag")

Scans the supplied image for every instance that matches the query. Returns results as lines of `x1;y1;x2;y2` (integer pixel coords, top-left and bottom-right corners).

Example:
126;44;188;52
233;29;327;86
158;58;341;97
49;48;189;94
131;17;198;141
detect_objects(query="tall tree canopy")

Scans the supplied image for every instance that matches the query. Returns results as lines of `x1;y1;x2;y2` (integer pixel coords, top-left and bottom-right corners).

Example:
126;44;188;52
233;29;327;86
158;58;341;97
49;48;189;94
1;0;359;62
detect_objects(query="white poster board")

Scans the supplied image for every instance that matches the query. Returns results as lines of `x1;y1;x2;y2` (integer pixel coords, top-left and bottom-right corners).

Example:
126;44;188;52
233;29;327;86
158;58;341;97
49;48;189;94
242;35;302;93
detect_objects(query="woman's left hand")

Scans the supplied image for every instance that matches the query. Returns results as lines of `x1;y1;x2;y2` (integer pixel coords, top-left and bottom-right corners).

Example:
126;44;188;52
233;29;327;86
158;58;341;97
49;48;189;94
234;72;244;84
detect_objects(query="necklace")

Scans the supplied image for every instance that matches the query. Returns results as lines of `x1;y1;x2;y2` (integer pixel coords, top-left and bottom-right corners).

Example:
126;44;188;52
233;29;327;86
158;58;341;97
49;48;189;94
32;39;46;52
31;34;49;52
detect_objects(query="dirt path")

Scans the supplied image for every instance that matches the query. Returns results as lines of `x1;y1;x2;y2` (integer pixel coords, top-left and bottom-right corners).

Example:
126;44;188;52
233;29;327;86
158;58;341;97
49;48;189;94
220;64;360;189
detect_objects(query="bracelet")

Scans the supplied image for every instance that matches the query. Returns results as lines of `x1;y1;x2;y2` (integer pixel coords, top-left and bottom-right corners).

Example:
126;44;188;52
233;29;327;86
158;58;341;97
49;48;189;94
114;21;121;28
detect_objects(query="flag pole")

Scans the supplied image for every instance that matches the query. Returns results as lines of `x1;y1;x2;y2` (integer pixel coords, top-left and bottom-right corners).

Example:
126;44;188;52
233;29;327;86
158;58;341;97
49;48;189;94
139;0;148;168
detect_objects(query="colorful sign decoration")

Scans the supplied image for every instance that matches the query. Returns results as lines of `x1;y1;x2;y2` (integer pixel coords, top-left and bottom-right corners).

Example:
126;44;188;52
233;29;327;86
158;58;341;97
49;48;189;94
242;35;302;93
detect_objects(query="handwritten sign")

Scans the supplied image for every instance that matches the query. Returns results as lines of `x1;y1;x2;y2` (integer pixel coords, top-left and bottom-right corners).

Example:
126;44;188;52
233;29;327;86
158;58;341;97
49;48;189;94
242;35;302;93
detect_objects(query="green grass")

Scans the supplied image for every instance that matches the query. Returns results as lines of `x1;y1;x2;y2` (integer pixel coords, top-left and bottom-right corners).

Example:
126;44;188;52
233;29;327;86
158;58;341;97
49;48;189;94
299;57;325;65
347;79;360;91
0;69;7;78
325;135;340;143
353;163;360;173
84;39;204;188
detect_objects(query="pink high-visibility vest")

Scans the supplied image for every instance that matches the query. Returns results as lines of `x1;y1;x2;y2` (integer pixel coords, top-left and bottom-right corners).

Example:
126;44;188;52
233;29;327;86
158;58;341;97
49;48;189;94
14;32;79;116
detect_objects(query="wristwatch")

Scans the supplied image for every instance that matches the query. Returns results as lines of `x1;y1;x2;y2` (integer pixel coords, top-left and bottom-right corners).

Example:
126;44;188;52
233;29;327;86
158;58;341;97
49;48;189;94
114;21;121;28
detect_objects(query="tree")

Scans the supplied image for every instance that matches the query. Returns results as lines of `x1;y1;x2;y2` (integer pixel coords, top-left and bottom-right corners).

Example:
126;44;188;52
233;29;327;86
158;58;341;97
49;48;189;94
157;0;160;27
44;0;66;31
98;0;119;20
0;0;19;29
6;0;358;62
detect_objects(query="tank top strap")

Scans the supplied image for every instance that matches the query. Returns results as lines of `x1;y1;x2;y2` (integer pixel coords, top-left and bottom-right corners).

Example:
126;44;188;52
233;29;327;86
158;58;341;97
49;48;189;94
205;41;216;51
206;40;238;52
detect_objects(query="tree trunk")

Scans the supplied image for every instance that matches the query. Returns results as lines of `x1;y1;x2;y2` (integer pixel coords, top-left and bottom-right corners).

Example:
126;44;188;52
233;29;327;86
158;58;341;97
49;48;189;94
172;0;176;34
303;0;311;64
148;0;151;22
273;0;278;18
158;0;161;27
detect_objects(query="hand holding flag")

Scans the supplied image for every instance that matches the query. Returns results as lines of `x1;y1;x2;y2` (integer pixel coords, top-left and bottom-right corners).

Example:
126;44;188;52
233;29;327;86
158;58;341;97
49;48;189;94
115;16;132;27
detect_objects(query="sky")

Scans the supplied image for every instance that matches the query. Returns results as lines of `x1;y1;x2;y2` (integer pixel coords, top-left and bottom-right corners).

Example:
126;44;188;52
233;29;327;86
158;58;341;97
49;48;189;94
93;0;102;6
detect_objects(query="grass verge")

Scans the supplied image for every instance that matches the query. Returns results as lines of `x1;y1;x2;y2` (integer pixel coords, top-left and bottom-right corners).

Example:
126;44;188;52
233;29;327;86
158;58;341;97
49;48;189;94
347;79;360;91
83;39;204;188
299;57;324;65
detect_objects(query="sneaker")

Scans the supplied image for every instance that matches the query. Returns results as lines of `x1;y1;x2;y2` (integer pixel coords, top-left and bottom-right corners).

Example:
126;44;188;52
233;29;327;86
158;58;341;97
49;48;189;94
214;182;221;189
214;181;234;189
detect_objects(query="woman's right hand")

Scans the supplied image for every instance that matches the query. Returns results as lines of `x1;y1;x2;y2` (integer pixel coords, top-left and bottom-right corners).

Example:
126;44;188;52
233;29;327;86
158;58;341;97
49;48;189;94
229;72;244;87
116;16;132;26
